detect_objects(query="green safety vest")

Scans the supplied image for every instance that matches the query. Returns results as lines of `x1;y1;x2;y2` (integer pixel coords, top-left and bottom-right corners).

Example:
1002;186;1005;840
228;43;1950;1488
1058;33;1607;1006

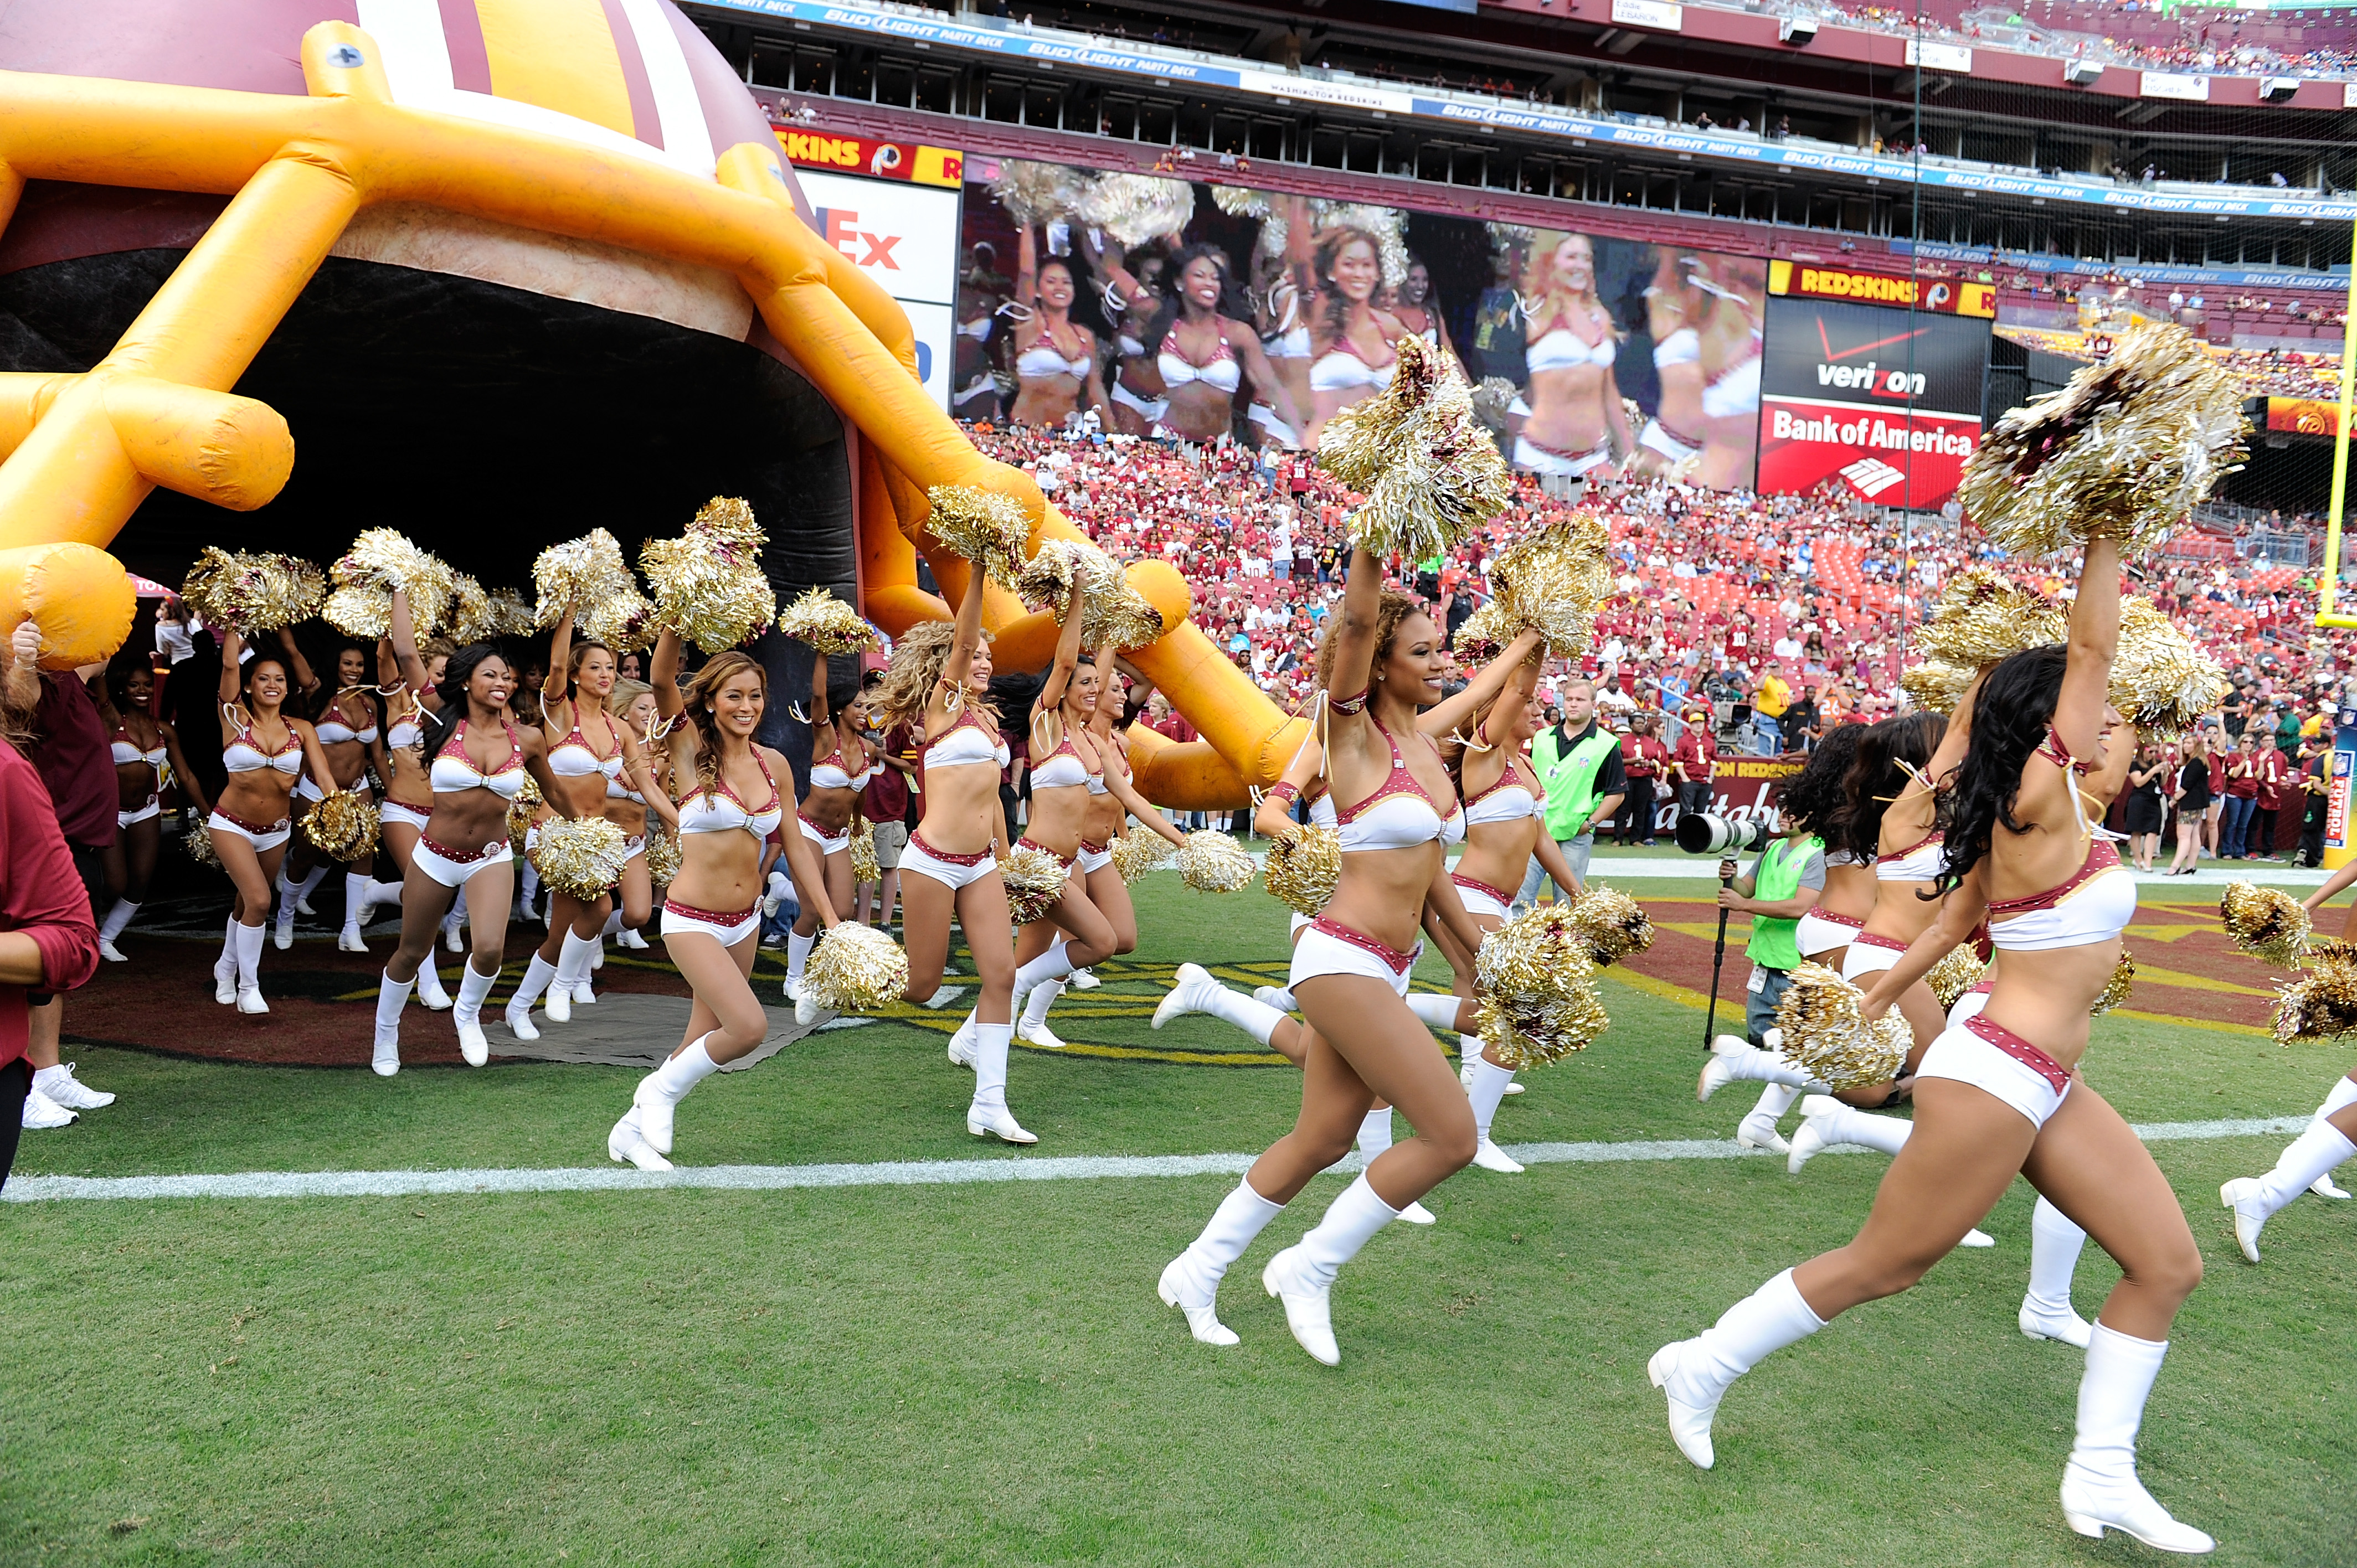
1744;833;1821;972
1535;722;1621;840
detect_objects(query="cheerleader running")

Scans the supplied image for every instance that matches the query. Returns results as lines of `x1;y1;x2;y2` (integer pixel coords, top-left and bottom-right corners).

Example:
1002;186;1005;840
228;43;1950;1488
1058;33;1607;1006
783;653;875;1004
1157;548;1488;1364
2221;1066;2357;1259
275;642;392;953
373;635;456;1009
94;659;204;963
209;631;339;1014
1653;538;2216;1555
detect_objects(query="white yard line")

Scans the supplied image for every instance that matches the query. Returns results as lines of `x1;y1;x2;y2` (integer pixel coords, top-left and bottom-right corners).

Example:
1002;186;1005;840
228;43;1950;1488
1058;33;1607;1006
2;1116;2309;1204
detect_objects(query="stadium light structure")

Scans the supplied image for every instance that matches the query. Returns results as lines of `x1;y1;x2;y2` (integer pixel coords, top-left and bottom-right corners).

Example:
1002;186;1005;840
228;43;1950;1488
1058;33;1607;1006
2262;77;2301;102
1778;16;1818;44
2309;219;2357;631
2063;59;2102;85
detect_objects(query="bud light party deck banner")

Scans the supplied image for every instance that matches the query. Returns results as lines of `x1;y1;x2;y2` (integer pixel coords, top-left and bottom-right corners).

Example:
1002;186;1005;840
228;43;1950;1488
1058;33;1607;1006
1754;296;1991;508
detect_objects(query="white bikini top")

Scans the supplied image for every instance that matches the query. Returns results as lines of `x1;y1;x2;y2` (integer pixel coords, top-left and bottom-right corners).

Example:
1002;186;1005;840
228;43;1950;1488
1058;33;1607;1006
1031;726;1099;791
1333;713;1464;853
222;709;302;776
1876;830;1946;883
1157;328;1242;395
387;717;423;751
1462;764;1545;828
1526;326;1617;374
1117;333;1147;358
548;718;625;782
1823;847;1864;869
924;710;1011;773
429;720;529;800
677;753;783;840
1308;791;1338;831
315;706;379;746
1016;338;1090;379
1269;324;1313;361
1987;842;2135;953
111;737;167;768
808;747;875;792
1655;327;1701;368
1310;337;1396;393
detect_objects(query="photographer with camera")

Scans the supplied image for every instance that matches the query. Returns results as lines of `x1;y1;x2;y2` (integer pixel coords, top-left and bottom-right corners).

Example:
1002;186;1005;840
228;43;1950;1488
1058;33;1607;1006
1711;812;1823;1052
1526;678;1624;902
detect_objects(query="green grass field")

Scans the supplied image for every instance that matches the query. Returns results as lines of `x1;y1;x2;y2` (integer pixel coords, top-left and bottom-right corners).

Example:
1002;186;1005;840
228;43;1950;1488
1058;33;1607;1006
5;877;2353;1566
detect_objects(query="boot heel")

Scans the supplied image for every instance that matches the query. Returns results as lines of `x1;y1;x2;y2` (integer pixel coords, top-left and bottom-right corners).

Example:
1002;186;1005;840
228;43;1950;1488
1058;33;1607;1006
2063;1512;2106;1540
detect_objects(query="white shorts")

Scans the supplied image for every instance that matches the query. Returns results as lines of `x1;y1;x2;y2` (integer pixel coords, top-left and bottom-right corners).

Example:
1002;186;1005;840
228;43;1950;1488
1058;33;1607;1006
119;797;161;829
1700;354;1761;420
414;835;513;889
903;833;997;893
1111;380;1168;423
295;775;327;805
1077;841;1114;875
1449;871;1514;922
661;898;760;946
1639;419;1701;465
208;808;290;853
798;813;850;855
1946;984;1993;1028
1289;911;1314;937
1248;403;1299;446
1289;921;1418;999
624;834;646;861
380;800;433;832
1795;911;1863;961
1915;1016;2071;1129
1840;934;1908;981
1513;434;1613;478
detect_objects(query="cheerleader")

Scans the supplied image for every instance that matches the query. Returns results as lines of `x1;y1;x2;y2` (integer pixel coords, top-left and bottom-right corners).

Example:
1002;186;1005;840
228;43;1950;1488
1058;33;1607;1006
609;643;835;1172
608;677;663;950
373;633;455;1009
1651;539;2217;1555
2221;1066;2357;1260
208;631;341;1014
92;659;205;963
275;642;394;953
783;654;875;1004
502;607;660;1038
864;563;1029;1142
372;592;573;1075
1157;548;1489;1364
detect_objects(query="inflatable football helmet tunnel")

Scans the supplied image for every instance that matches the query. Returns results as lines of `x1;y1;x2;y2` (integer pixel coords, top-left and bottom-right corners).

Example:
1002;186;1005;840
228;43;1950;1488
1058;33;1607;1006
0;0;1294;807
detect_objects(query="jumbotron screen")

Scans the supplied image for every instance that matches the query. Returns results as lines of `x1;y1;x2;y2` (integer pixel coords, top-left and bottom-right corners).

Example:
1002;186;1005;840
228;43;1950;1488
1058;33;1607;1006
1754;295;1993;508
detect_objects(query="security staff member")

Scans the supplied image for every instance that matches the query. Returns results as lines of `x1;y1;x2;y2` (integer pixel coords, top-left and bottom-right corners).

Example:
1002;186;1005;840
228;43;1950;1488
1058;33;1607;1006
1527;678;1625;902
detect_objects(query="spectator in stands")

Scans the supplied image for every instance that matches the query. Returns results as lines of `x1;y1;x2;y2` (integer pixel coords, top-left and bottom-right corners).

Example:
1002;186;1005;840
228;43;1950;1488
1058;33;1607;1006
1752;663;1792;755
1617;711;1670;846
2221;731;2262;859
2299;733;2332;868
2251;728;2292;863
1671;700;1717;817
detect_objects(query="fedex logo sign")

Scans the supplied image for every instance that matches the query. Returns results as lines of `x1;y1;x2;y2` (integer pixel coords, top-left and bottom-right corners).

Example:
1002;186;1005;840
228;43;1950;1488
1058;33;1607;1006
815;207;903;271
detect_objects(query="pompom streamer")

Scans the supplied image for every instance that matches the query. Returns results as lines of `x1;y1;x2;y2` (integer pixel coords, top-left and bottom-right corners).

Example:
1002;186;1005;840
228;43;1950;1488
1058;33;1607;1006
924;485;1032;586
1014;536;1157;647
183;819;219;869
506;776;544;857
2113;599;2228;735
1176;831;1255;894
1111;829;1175;884
2221;881;2312;968
998;844;1069;926
643;826;682;888
1472;902;1610;1068
1925;945;1990;1012
802;923;910;1015
302;787;381;860
848;823;879;885
776;587;880;657
2093;948;2135;1017
1077;172;1197;246
529;815;631;902
1958;319;2245;555
1774;961;1910;1091
181;548;326;637
1471;509;1613;658
642;497;776;655
1567;883;1653;966
325;529;455;638
1318;336;1511;561
989;160;1090;227
1262;824;1341;918
488;588;539;637
534;528;652;651
2271;939;2357;1044
442;572;497;645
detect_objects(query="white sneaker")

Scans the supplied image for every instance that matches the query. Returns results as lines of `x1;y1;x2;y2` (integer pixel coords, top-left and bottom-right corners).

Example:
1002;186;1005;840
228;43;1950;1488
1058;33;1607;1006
1015;1018;1066;1050
1260;1245;1340;1366
967;1103;1038;1144
1471;1138;1525;1174
1398;1200;1437;1225
2312;1173;2351;1200
1735;1110;1792;1156
33;1064;114;1111
456;1018;490;1067
1253;984;1297;1013
99;938;126;963
544;986;572;1024
2060;1464;2216;1554
236;986;269;1015
1696;1034;1753;1102
946;1015;978;1067
2220;1177;2269;1262
505;1001;541;1041
1152;963;1224;1031
338;926;369;953
2019;1299;2094;1348
1067;968;1100;991
1157;1256;1239;1347
607;1109;673;1172
20;1087;76;1130
213;952;237;1005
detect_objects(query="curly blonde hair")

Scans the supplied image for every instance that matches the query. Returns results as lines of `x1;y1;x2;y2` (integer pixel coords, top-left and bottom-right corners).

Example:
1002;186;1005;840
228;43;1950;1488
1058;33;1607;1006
1314;589;1423;697
870;619;999;734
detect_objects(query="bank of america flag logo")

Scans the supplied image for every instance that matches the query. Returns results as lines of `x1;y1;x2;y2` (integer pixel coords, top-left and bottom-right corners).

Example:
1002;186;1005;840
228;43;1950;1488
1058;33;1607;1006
1840;456;1908;498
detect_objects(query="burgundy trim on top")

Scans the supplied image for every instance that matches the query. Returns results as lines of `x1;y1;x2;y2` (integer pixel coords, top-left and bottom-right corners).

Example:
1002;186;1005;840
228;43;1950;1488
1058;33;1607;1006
1988;842;2123;918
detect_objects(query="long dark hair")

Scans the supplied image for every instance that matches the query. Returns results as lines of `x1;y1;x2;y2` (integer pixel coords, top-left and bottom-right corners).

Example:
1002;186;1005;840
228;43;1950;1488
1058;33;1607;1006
1778;723;1864;845
1841;710;1946;861
1144;243;1250;358
420;642;509;760
1315;225;1382;347
1935;644;2067;896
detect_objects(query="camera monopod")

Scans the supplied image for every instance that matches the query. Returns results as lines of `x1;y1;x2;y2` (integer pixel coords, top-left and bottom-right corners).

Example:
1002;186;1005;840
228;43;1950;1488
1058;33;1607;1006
1701;858;1736;1051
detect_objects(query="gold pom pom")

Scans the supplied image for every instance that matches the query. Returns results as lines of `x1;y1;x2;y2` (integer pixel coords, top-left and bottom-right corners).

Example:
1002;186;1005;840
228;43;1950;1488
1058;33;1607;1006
1958;320;2245;556
1773;961;1911;1091
1080;579;1166;652
2221;881;2312;967
1076;172;1197;247
997;844;1069;926
488;588;538;637
1176;830;1255;894
776;587;880;657
1472;903;1610;1067
1111;829;1175;884
529;816;631;902
1479;510;1614;657
1318;336;1510;561
325;529;455;638
1925;944;1990;1012
181;548;326;637
801;922;910;1014
442;572;497;645
848;823;879;885
1566;882;1653;966
642;497;777;655
302;787;382;860
924;485;1032;585
184;819;218;869
506;776;544;857
534;529;653;652
2093;947;2135;1017
1900;569;2068;714
2272;940;2357;1044
642;826;682;888
989;159;1090;227
1262;824;1341;918
2113;599;2229;735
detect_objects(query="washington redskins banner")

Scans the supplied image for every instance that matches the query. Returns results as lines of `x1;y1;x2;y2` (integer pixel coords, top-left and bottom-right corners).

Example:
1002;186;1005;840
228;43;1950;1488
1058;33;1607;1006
1754;296;1992;508
1768;260;1995;318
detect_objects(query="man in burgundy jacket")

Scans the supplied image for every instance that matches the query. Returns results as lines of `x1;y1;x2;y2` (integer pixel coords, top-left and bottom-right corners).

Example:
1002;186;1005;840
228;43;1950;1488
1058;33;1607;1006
0;725;101;1188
